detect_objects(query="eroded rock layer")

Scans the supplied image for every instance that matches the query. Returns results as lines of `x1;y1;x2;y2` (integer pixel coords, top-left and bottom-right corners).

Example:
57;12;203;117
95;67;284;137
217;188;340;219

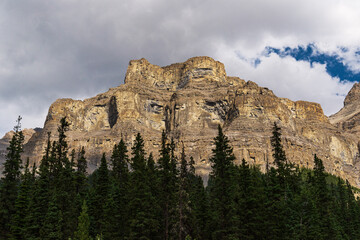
15;56;360;186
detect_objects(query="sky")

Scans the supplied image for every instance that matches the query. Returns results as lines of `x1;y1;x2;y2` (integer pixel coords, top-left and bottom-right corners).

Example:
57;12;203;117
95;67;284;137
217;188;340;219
1;0;360;137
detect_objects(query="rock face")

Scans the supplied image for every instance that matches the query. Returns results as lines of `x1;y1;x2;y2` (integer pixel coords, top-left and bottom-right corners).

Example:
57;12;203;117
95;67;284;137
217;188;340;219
330;83;360;134
0;128;39;172
15;56;360;186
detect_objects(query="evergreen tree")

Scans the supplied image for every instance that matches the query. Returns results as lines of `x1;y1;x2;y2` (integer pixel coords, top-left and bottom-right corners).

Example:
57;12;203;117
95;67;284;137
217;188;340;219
189;156;195;175
10;158;33;239
40;196;63;240
128;133;160;239
74;200;90;240
0;116;25;237
173;145;191;240
102;139;131;238
208;125;238;239
236;159;266;240
311;154;335;239
89;153;110;237
158;131;178;240
51;117;77;239
111;138;129;183
75;146;88;200
271;122;287;169
188;173;208;240
24;133;52;239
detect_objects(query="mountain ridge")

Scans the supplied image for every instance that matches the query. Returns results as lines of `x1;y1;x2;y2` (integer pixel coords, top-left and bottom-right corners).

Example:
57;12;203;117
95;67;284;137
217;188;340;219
2;56;360;186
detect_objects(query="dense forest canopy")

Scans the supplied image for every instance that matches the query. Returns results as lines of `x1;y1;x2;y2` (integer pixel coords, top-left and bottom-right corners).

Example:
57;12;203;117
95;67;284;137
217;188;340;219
1;117;360;240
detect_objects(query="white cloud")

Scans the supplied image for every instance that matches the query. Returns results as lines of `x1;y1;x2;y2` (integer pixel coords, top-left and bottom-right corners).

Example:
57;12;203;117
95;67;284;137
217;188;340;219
216;50;354;115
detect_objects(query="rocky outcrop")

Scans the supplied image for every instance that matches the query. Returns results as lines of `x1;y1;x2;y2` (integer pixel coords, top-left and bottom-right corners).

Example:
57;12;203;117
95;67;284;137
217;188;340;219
14;56;360;187
0;128;39;172
330;83;360;134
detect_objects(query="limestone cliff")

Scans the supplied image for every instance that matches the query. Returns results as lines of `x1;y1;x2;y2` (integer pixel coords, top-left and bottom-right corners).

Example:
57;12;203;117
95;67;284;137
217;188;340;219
0;128;39;172
12;56;360;186
330;83;360;134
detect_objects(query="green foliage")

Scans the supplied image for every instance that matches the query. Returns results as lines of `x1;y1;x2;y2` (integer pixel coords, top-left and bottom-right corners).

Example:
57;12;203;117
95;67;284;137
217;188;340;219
208;125;238;239
10;158;33;239
0;116;25;237
3;118;360;239
40;196;63;240
89;153;110;237
158;131;178;240
127;133;160;239
74;201;90;240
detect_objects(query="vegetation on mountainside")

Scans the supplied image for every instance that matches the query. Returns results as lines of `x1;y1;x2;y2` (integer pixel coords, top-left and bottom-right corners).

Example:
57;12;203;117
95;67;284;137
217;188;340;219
1;117;360;239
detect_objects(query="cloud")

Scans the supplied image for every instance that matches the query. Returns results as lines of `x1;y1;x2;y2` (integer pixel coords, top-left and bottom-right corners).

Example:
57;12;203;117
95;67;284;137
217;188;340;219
217;50;353;115
0;0;359;136
262;44;360;82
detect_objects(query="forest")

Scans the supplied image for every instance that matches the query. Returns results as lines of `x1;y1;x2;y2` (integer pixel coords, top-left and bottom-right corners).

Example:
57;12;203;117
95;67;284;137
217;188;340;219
1;117;360;240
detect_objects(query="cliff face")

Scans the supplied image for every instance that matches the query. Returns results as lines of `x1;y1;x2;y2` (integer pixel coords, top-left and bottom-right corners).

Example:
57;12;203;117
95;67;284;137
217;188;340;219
0;128;38;172
14;56;360;186
330;83;360;134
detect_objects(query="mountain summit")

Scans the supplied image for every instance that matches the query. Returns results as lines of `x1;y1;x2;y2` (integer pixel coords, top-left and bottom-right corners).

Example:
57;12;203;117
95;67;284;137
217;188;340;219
3;56;360;186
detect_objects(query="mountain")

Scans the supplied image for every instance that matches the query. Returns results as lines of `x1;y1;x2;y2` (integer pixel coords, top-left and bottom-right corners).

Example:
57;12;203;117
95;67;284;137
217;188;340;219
0;128;39;172
330;82;360;134
2;56;360;186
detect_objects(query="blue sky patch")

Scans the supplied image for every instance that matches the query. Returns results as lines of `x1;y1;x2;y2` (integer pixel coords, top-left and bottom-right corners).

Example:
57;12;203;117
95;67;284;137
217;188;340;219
264;44;360;82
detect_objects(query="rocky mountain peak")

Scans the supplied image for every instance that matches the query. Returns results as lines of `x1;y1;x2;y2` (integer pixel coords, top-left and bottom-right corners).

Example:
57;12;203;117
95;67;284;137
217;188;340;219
124;56;230;90
344;82;360;107
329;82;360;133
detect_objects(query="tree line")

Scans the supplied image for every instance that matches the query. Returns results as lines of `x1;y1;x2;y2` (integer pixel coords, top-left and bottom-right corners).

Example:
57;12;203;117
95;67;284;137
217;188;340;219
1;117;360;239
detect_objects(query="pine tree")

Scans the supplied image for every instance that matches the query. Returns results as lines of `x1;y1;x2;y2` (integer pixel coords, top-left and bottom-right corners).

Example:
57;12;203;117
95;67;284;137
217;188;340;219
111;138;129;183
40;196;63;240
104;139;130;239
0;116;25;237
128;133;160;239
10;158;33;239
237;159;266;240
267;122;299;239
74;200;90;240
50;117;77;239
24;133;52;239
271;122;287;169
89;153;110;237
291;170;321;240
311;154;333;239
75;146;88;199
158;131;178;240
208;125;238;239
173;145;191;240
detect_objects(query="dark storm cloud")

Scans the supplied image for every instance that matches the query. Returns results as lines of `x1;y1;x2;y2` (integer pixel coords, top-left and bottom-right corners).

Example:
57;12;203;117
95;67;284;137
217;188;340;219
0;0;359;136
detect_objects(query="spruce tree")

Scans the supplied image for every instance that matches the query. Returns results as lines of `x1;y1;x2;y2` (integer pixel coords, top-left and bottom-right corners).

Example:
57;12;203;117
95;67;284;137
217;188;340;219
271;122;287;169
208;125;238;239
312;154;333;238
90;153;110;237
111;138;129;183
237;159;266;240
173;145;191;240
267;122;298;239
40;196;63;240
74;200;90;240
10;158;33;239
158;131;178;240
104;139;130;239
75;146;88;199
128;133;160;239
24;133;52;239
0;116;25;237
51;117;77;239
